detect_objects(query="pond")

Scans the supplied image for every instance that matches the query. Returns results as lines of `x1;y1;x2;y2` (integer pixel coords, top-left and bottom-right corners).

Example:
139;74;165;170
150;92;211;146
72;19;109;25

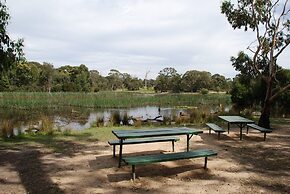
0;105;231;137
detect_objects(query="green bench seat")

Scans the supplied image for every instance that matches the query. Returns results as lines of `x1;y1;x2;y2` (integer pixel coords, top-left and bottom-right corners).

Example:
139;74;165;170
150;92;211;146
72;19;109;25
108;137;180;157
123;149;217;180
206;123;226;140
246;124;272;141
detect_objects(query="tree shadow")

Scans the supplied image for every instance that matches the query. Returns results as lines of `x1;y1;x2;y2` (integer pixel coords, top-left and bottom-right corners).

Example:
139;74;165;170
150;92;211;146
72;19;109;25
0;132;106;194
0;149;65;194
202;125;290;193
107;160;227;182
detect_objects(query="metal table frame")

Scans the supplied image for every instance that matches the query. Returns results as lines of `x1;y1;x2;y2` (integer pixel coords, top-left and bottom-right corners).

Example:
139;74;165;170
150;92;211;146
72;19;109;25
112;128;203;167
218;116;255;140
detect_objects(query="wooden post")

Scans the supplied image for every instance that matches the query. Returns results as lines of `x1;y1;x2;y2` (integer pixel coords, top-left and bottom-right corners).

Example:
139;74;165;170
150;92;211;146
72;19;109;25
172;141;175;152
113;145;116;157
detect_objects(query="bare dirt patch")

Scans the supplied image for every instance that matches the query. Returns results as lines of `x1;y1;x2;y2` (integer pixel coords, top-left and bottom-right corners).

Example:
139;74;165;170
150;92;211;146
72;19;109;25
0;124;289;193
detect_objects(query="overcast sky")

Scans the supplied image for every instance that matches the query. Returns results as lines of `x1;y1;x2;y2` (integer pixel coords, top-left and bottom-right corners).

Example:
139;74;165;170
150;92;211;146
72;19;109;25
6;0;290;79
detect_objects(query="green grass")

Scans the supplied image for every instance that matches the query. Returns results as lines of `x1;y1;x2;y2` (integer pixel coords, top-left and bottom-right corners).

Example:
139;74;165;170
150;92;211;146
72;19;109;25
1;117;289;154
0;125;156;153
0;91;231;109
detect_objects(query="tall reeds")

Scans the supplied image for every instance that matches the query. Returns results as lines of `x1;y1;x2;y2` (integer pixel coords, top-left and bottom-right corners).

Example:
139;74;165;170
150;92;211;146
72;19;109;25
0;119;14;138
0;92;231;109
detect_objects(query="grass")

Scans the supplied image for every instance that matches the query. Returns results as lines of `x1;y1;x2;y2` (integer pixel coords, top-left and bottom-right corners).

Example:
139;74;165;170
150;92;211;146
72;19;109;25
0;91;231;109
1;117;289;154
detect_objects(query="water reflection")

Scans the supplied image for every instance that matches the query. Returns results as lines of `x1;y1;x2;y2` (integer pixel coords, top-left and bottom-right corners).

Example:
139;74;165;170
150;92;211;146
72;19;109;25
0;105;231;136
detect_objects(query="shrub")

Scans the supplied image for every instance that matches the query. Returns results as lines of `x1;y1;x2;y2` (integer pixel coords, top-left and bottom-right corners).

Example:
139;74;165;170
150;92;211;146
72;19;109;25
200;88;209;95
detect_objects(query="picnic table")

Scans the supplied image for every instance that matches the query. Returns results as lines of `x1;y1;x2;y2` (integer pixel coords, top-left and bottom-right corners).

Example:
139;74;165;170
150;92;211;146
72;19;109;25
112;128;203;167
218;116;255;140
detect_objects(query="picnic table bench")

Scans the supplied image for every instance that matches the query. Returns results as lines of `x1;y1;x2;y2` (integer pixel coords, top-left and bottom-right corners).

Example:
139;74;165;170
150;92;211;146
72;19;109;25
112;128;203;167
206;123;225;140
246;123;272;141
123;149;217;180
108;136;180;157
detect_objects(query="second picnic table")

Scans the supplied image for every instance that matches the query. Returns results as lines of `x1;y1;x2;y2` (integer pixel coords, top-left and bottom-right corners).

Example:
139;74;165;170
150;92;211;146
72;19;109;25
112;128;203;167
218;115;255;140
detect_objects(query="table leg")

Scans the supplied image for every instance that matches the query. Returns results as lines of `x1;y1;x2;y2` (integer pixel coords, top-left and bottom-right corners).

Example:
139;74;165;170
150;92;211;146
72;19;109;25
187;134;189;152
118;139;123;168
240;124;243;140
228;122;230;134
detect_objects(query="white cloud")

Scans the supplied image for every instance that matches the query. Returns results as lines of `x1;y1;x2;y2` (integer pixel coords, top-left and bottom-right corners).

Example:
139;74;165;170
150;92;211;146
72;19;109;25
6;0;290;79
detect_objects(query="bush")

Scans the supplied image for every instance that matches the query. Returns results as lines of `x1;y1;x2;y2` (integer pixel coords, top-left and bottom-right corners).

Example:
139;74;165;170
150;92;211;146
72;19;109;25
200;88;209;95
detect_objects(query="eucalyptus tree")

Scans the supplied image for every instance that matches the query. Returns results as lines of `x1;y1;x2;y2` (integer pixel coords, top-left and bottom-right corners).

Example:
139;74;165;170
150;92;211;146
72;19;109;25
0;0;24;74
221;0;290;128
13;62;40;90
123;73;143;91
38;62;54;92
107;69;123;90
155;67;180;92
90;70;109;92
181;70;212;92
211;74;229;92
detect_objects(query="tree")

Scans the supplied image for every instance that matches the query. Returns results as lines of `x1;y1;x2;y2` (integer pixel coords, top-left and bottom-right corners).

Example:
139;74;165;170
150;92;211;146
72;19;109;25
38;62;54;92
54;64;91;92
107;69;123;90
12;62;40;91
155;67;180;92
211;74;229;92
181;70;212;92
221;0;290;128
0;0;24;74
123;73;143;91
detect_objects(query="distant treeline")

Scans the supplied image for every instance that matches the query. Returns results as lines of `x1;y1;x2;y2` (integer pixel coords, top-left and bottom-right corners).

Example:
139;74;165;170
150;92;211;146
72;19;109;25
0;62;231;93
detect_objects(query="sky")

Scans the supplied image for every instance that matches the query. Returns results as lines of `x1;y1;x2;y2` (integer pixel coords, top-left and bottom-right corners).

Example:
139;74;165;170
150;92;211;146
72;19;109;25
6;0;290;79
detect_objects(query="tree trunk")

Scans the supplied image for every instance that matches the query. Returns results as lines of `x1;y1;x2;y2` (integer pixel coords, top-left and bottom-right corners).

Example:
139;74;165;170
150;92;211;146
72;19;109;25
258;77;273;128
258;101;271;128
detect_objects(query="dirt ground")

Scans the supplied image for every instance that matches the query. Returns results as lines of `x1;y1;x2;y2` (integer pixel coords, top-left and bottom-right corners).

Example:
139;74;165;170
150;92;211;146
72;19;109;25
0;124;289;194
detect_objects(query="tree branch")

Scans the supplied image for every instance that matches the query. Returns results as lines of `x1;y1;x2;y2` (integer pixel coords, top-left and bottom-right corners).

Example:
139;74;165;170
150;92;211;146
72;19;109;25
270;83;290;102
274;41;290;58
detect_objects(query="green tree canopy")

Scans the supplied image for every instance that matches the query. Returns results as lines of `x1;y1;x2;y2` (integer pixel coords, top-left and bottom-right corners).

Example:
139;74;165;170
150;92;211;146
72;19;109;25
155;67;180;92
221;0;290;128
0;0;24;74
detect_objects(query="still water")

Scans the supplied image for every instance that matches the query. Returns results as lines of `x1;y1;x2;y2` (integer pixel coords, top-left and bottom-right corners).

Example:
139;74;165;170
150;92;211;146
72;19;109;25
0;105;230;136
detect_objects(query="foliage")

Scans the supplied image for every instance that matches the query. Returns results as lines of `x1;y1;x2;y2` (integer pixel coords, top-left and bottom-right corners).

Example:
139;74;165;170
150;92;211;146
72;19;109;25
0;0;24;75
211;74;231;92
181;70;211;92
0;91;231;109
154;67;181;92
200;88;209;95
221;0;290;127
154;68;230;93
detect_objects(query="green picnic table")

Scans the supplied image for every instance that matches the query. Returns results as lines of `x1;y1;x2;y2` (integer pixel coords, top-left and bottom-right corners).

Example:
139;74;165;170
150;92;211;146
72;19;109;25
218;116;255;140
112;128;203;167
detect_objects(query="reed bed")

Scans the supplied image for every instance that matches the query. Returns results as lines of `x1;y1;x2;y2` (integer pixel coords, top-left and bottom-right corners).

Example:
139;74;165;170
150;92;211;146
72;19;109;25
0;92;231;109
